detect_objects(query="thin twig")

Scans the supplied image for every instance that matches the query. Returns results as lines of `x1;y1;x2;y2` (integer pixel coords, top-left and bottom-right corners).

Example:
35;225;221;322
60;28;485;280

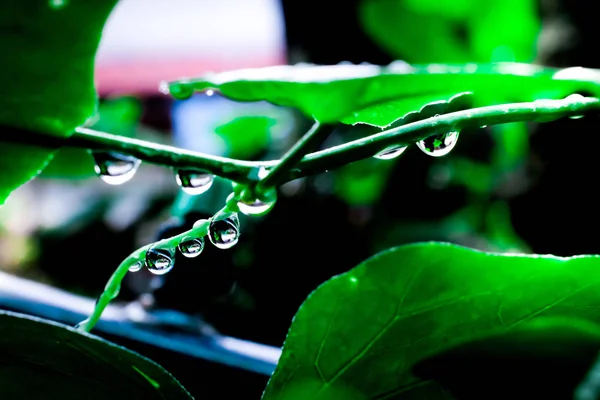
256;121;332;190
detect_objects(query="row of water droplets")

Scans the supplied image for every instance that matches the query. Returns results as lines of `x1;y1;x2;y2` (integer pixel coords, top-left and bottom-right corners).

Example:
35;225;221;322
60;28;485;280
373;130;460;160
127;211;242;276
90;151;276;216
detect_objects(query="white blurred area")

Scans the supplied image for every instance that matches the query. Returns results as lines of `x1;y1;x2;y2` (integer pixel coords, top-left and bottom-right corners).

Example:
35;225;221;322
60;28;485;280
95;0;287;95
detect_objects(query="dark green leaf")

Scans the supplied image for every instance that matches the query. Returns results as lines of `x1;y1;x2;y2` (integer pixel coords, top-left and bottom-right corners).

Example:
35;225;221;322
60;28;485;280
164;63;600;127
0;0;119;203
0;310;192;399
262;242;600;400
413;316;600;400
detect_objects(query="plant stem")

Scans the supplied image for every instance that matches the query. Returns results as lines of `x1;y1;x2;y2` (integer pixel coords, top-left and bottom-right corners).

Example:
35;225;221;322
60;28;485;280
5;97;599;186
256;121;332;191
286;96;600;180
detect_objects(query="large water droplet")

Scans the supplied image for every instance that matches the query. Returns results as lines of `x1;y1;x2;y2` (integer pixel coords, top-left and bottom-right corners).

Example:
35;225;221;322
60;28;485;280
209;213;240;249
128;261;144;273
146;247;175;275
416;131;460;157
178;236;205;258
175;169;214;195
373;146;407;160
92;152;141;185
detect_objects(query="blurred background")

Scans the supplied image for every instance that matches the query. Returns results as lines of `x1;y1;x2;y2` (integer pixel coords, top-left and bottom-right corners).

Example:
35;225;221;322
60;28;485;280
1;0;599;397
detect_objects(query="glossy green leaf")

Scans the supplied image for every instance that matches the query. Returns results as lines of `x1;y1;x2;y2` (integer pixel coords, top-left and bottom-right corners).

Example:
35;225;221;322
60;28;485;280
40;96;143;179
0;310;192;399
0;0;119;203
164;63;600;127
413;316;600;399
262;242;600;400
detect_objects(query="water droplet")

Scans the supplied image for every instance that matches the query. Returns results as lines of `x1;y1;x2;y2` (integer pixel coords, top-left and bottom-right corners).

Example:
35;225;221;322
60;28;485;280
92;152;141;185
416;131;460;157
205;89;215;96
238;197;276;216
209;213;240;249
175;169;214;195
178;236;205;258
169;83;194;100
146;247;175;275
128;261;144;273
373;146;407;160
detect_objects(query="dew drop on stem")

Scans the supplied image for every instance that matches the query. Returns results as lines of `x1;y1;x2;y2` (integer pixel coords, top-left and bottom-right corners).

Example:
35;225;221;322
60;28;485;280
237;197;276;216
416;131;460;157
373;145;407;160
92;151;141;185
175;169;214;195
178;236;205;258
128;261;144;273
146;247;175;275
209;213;240;249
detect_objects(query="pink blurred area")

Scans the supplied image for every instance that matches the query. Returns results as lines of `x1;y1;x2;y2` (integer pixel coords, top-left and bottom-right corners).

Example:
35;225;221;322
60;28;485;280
94;0;287;96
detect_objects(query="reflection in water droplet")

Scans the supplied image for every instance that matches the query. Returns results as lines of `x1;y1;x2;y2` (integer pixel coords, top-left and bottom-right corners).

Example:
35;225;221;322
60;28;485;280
92;152;141;185
209;213;240;249
178;237;205;258
238;196;276;216
205;89;215;96
373;146;407;160
128;261;144;273
257;167;270;180
570;115;585;120
175;169;214;195
416;131;460;157
146;247;175;275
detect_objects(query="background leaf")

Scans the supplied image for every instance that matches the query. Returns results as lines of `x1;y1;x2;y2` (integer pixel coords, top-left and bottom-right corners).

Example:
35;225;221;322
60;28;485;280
0;0;119;203
262;242;600;400
40;96;143;179
165;63;600;127
0;310;192;399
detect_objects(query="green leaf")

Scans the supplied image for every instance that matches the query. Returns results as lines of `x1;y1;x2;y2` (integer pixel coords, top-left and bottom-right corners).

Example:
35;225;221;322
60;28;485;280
0;0;119;203
0;310;192;399
262;242;600;400
413;316;600;399
164;63;600;127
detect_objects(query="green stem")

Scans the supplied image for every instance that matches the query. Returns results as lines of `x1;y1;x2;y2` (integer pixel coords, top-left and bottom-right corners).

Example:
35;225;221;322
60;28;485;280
5;97;598;187
75;194;242;332
72;127;271;184
75;248;147;332
256;121;331;191
287;96;600;180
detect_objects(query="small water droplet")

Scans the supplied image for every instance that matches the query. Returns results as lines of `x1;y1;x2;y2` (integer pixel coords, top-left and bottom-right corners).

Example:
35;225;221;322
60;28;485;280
178;236;205;258
175;169;214;195
237;196;276;216
128;261;144;273
373;146;407;160
416;131;460;157
209;213;240;249
169;83;194;100
92;152;141;185
146;248;175;275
